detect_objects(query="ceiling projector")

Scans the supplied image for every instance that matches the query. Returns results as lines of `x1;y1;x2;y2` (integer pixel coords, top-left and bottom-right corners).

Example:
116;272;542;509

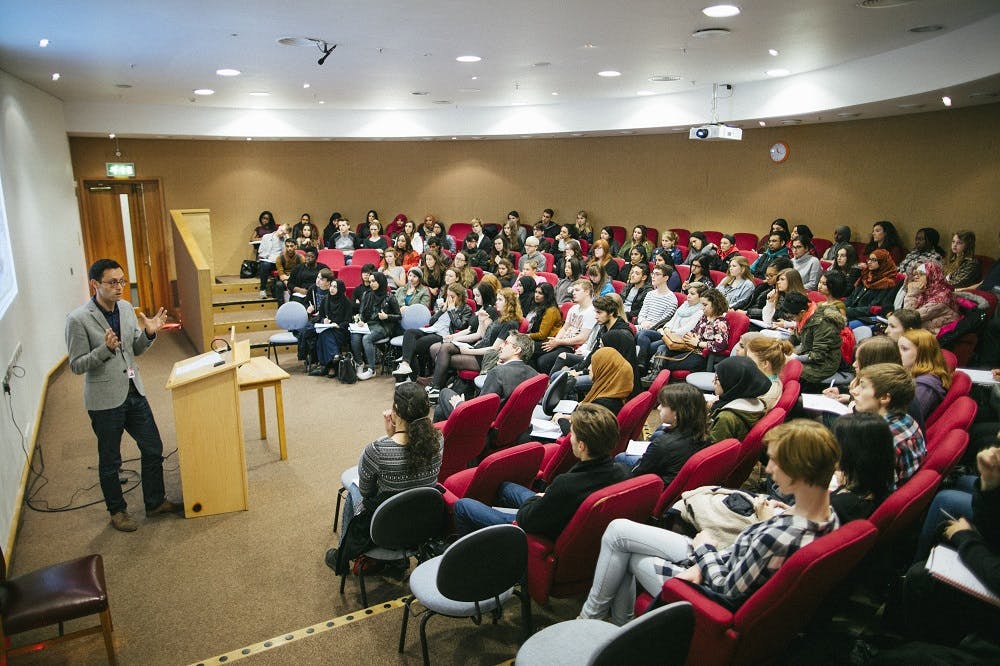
689;124;743;141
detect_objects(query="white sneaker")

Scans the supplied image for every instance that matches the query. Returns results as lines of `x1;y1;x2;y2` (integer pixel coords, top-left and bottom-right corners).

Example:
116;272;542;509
357;368;375;381
393;361;413;376
259;290;268;299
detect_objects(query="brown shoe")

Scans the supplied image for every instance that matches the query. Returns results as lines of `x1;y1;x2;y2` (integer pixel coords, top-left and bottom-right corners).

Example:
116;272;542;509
110;511;138;532
415;376;433;387
147;499;183;516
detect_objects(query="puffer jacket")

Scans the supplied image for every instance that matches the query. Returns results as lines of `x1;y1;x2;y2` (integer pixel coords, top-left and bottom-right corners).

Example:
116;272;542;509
790;304;847;385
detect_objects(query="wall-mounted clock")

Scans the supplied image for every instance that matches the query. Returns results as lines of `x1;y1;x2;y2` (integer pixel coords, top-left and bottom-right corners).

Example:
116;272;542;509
769;141;789;163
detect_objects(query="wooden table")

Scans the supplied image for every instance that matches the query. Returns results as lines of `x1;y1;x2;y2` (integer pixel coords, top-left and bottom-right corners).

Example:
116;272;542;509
237;356;291;460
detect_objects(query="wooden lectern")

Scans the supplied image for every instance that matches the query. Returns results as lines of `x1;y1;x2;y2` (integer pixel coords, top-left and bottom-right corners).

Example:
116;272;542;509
165;339;251;518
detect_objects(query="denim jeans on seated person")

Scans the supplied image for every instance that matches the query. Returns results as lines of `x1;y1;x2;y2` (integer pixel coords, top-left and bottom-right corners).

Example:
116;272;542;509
453;482;539;535
613;453;641;469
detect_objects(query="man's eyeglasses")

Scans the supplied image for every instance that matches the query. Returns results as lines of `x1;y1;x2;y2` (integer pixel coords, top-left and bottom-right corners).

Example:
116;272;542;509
101;279;128;288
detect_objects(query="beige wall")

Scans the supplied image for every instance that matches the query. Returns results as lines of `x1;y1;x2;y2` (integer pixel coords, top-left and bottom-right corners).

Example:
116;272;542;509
69;103;1000;277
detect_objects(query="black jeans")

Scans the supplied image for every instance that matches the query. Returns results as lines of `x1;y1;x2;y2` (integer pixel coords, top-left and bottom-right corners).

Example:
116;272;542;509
88;383;166;514
258;260;276;290
402;330;442;375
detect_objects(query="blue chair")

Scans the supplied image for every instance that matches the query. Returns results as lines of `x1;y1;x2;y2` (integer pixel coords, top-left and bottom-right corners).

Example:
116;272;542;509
268;301;308;366
387;304;432;373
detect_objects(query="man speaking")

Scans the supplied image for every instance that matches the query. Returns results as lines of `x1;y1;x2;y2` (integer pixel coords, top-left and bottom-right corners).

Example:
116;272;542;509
65;258;180;532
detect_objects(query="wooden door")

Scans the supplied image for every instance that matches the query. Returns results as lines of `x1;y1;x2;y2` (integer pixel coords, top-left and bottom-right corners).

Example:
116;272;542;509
78;179;172;315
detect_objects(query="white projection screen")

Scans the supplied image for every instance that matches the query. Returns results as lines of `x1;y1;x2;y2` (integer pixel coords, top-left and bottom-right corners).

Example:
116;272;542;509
0;178;16;319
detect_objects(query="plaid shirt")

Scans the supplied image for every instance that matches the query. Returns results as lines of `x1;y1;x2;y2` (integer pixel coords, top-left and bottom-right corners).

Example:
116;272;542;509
659;510;839;604
885;412;927;490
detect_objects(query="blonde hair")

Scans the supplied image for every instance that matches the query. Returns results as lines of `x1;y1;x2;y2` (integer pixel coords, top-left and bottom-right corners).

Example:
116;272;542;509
765;419;840;487
901;328;951;389
722;256;752;285
745;336;793;375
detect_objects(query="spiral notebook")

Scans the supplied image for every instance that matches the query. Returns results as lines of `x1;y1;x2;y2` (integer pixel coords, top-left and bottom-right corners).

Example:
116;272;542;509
926;545;1000;608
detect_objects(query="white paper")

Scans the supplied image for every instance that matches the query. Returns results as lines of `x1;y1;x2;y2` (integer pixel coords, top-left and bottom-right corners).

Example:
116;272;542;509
530;417;563;439
760;328;791;339
554;399;579;414
957;368;998;386
625;440;651;456
314;323;338;332
348;323;370;334
801;393;852;415
174;352;224;376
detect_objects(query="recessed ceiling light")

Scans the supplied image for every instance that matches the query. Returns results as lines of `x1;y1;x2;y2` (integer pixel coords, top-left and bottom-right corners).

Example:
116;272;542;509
51;72;60;81
648;75;682;82
470;76;479;81
758;120;766;126
636;90;655;96
246;137;252;141
702;4;740;18
571;132;585;137
551;91;559;96
908;24;943;33
941;96;952;107
39;38;49;47
691;28;730;38
766;68;790;77
768;48;779;56
456;55;481;63
583;43;596;49
318;100;325;104
216;68;241;77
108;133;116;139
451;136;458;140
249;91;271;96
302;83;310;89
620;130;635;135
194;88;215;95
597;70;621;77
858;0;915;8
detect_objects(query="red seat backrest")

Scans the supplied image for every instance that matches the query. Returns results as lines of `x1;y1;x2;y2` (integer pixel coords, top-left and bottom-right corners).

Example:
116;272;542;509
449;222;473;242
447;442;544;505
537;272;558;286
613;392;656;457
722;311;750;356
738;249;759;263
941;349;958;372
774;380;800;414
352;248;382;267
437;394;501;482
868;469;941;549
492;374;550;450
675;265;690;282
559;301;575;320
724;407;787;488
317;248;346;269
926;395;977;442
609;226;627;246
922;429;969;476
925;371;972;428
647;369;672;398
541;252;555;272
779;358;802;383
611;279;625;294
612;257;626;272
733;233;758;252
812;238;833;257
653;438;740;518
669;228;690;247
337;264;363;297
709;270;727;285
703;231;723;246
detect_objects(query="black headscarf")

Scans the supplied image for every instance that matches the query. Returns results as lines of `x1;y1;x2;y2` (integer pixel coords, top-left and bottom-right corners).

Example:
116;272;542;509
517;275;536;315
360;272;390;321
321;279;352;324
712;356;772;412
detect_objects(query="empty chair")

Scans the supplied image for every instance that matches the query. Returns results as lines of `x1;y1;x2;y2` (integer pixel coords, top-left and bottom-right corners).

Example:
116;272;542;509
733;232;758;252
440;442;545;509
269;300;309;365
611;392;656;457
435;394;501;482
922;429;969;476
489;374;549;450
925;371;972;429
338;264;364;297
652;438;741;521
926;395;977;442
399;524;531;666
868;468;942;551
1;547;117;665
317;248;346;269
338;487;448;607
651;520;877;666
351;248;382;266
517;601;693;666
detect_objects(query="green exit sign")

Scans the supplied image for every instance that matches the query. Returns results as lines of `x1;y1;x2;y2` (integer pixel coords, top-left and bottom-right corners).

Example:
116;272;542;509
106;162;135;178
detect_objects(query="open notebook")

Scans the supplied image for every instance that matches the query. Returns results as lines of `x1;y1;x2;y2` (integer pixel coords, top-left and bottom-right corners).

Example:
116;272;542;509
926;545;1000;608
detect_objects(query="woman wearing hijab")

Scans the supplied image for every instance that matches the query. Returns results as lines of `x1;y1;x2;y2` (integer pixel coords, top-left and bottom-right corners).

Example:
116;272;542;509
312;279;354;377
902;262;961;336
351;272;402;380
708;356;773;443
515;275;537;317
555;346;634;435
844;249;901;323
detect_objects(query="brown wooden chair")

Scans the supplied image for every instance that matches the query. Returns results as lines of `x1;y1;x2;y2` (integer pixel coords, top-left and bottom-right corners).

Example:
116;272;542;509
1;547;117;664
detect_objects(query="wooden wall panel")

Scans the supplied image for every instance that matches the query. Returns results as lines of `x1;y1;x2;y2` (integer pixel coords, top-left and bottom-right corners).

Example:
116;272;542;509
69;103;1000;276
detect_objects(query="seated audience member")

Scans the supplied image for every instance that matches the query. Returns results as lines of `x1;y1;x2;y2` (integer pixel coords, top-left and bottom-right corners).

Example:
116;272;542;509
495;258;516;288
391;233;420;272
296;221;321;250
555;238;583;277
280;247;329;303
531;223;554;253
681;256;715;291
269;236;302;300
385;212;408;238
684;231;718;267
350;263;377;314
844;249;900;323
579;419;840;625
899;227;946;277
898;446;1000;647
823;225;853;262
461;232;490;270
426;287;521;399
490;235;516;272
589;238;620;280
743;336;794;410
749;231;791;279
634;266;680;369
587;262;615;297
514;275;537;316
657;289;730;374
790;235;823;290
621;263;652;321
430;220;456;253
434;332;538;422
554;331;637;418
652;230;684;266
850;363;927;489
555;224;579;254
781;291;846;390
554;258;583;305
253;209;277;240
718;256;755;310
575;210;594;245
815;272;849;316
885;307;922;342
864;220;906;266
311;278;353;378
421;251;447;300
393;283;472;382
326;218;360;259
708;356;772;443
713;234;740;272
468;218;492;250
294;268;333;365
898;328;951;419
450;251;477;288
830;413;895;522
903;262;960;336
360;220;387;253
536;279;597;374
501;219;524;253
762;268;809;329
744;258;793;319
551;295;632;381
755;218;790;253
327;383;443;575
640;283;708;381
615;383;710;485
524;282;564;348
321;212;343;247
618;225;654;261
350;272;401;381
381;247;406;289
393;267;430;312
453;403;628;538
827;243;862;286
944;230;982;288
519;235;544;272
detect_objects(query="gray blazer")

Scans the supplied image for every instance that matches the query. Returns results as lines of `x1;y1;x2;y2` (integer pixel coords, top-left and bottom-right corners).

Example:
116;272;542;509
481;360;539;408
65;299;154;410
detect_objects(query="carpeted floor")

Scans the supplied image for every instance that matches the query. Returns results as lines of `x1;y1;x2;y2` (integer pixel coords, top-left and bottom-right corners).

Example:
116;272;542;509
8;330;580;665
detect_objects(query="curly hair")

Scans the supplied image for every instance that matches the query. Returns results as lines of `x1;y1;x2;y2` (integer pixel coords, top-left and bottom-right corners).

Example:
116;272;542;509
393;383;442;471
